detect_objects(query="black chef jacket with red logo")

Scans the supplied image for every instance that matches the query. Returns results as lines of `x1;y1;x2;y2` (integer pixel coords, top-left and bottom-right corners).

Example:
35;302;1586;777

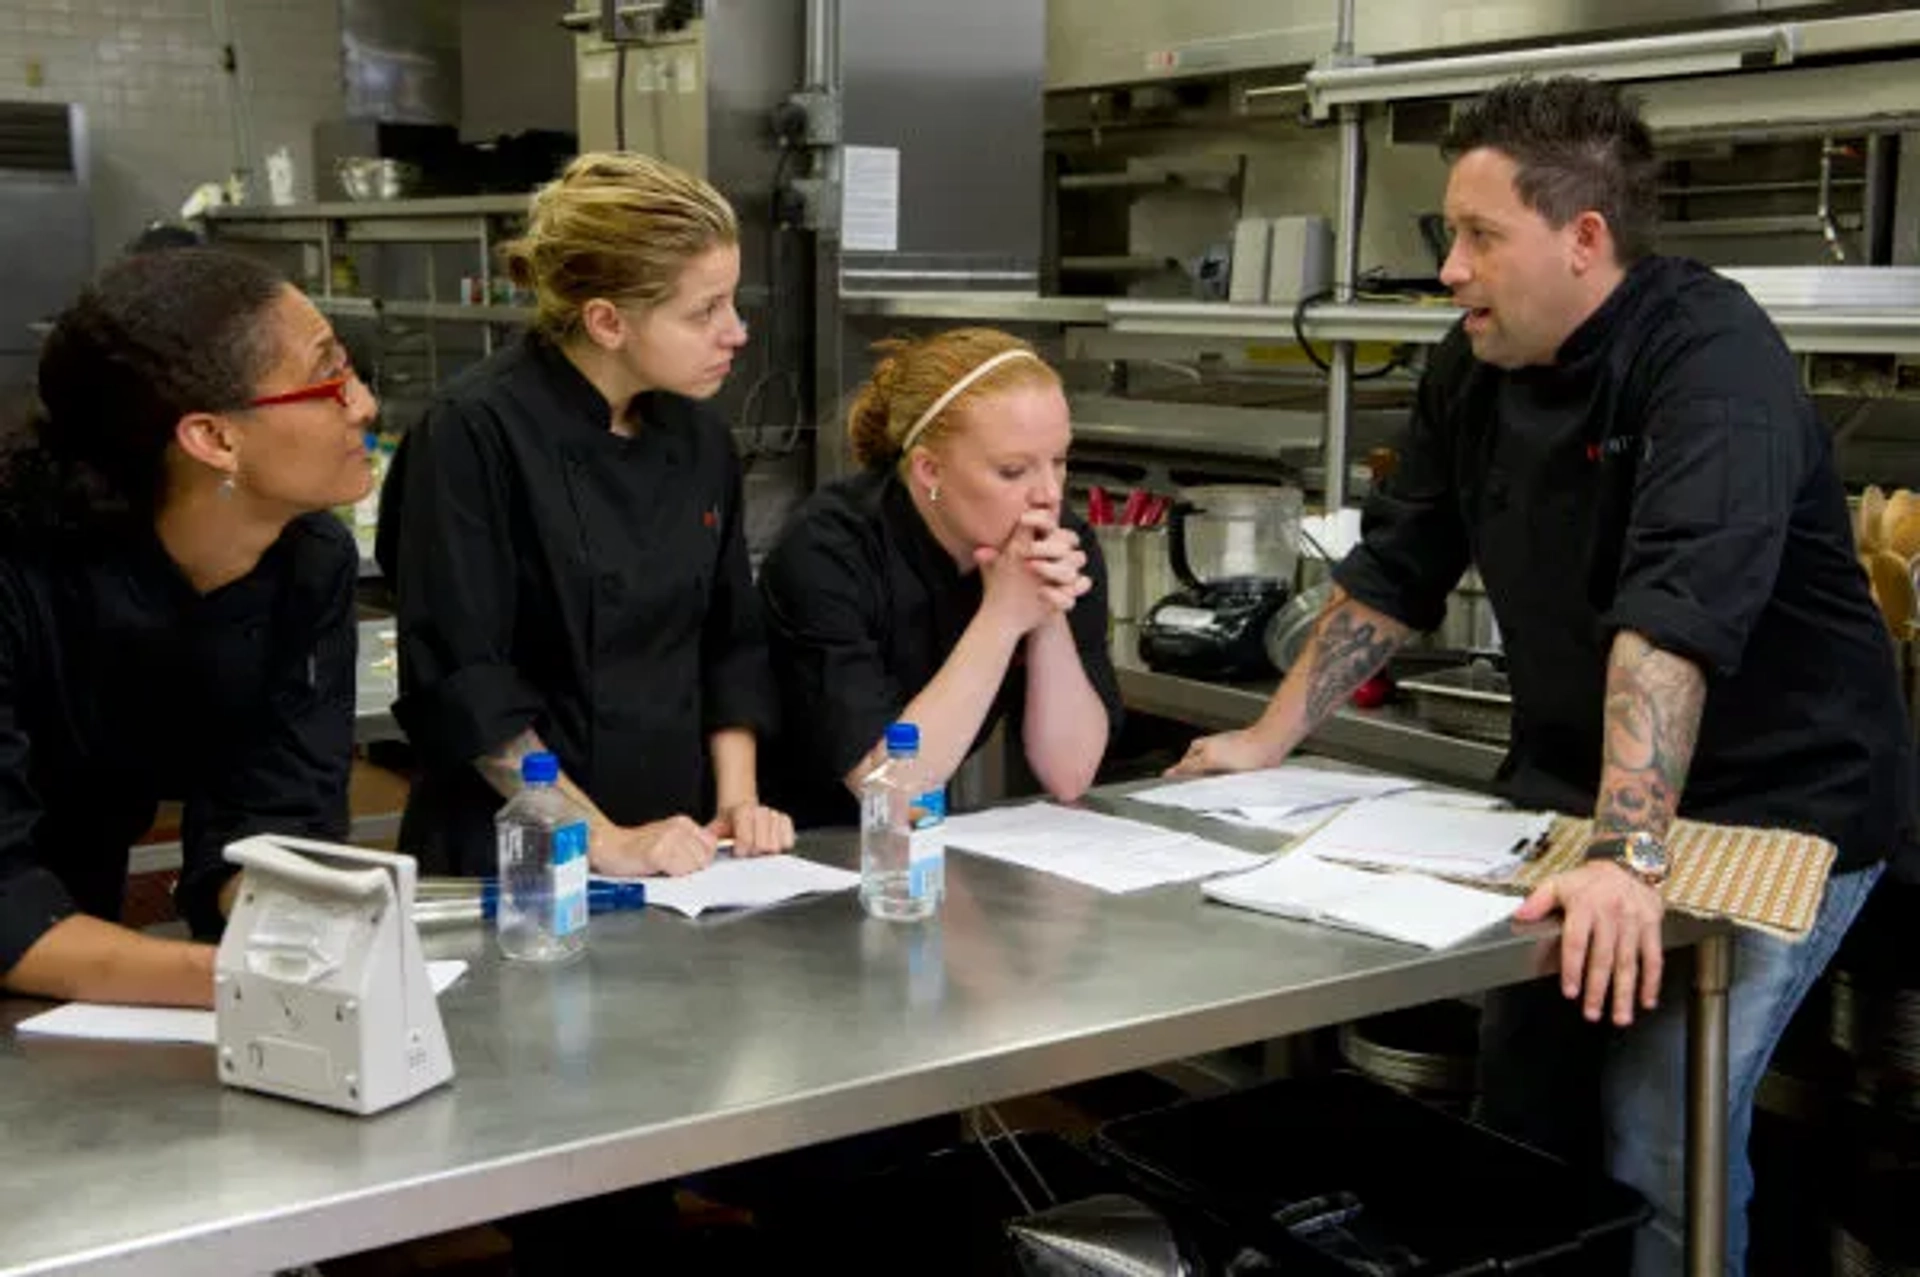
384;332;775;874
1335;255;1915;875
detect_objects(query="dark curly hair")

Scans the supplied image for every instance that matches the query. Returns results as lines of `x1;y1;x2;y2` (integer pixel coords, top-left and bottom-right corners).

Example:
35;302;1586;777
0;248;288;540
1442;76;1659;264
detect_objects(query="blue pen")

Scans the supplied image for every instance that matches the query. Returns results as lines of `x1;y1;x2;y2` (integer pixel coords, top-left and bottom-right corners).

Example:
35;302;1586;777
411;878;646;926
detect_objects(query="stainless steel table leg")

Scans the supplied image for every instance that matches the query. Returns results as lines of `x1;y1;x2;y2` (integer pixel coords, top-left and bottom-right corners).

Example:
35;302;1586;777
1686;932;1733;1277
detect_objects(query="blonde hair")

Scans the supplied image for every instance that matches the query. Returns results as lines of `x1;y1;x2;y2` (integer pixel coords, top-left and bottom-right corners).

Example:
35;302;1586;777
847;328;1062;469
502;151;738;340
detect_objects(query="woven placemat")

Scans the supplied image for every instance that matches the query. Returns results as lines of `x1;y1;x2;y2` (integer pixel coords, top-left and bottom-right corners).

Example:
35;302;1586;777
1499;816;1837;942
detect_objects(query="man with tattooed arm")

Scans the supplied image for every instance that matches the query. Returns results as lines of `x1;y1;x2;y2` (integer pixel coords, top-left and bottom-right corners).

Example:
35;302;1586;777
1171;77;1914;1276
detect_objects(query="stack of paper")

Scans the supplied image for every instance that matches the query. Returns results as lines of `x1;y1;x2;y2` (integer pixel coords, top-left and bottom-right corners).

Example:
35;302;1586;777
14;960;470;1045
932;803;1269;893
1285;796;1555;882
594;854;859;919
1128;765;1424;831
1203;854;1518;949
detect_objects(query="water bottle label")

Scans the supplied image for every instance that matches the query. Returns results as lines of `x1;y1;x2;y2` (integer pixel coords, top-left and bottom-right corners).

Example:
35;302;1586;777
908;787;945;902
909;788;946;830
552;820;589;937
908;840;944;902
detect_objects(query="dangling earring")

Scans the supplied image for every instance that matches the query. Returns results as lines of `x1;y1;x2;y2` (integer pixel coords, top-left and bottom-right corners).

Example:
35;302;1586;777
928;483;941;505
219;471;237;500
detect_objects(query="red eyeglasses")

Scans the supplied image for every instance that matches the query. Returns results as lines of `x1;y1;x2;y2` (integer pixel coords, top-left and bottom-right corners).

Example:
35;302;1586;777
246;371;357;410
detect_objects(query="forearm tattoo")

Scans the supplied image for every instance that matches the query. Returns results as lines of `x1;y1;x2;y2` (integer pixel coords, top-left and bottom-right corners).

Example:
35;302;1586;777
1596;633;1704;837
1303;609;1403;727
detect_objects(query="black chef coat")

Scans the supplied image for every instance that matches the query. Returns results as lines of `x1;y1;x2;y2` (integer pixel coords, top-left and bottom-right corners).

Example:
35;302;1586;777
1336;255;1915;874
386;332;775;874
0;513;355;969
757;466;1125;828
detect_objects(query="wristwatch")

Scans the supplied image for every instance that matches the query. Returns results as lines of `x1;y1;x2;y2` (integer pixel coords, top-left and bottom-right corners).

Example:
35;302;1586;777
1584;830;1670;887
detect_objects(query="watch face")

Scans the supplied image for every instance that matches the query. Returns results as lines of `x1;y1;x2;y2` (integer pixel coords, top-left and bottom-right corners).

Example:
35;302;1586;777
1623;833;1669;878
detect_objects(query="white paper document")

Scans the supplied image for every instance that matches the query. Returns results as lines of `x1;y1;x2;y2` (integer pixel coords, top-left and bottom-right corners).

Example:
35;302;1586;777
841;145;900;252
14;960;470;1046
1129;765;1422;822
1209;806;1340;837
932;803;1268;893
1286;796;1555;881
1203;853;1518;949
596;854;859;919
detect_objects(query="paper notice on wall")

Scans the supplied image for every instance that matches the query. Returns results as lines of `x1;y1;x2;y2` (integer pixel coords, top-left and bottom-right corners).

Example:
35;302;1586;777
841;145;900;253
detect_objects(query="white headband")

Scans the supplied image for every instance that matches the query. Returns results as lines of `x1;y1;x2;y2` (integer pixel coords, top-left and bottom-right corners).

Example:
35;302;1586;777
896;349;1041;456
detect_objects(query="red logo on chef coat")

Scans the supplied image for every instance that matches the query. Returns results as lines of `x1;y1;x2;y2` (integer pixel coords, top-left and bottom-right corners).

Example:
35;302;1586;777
702;506;718;529
1586;437;1641;463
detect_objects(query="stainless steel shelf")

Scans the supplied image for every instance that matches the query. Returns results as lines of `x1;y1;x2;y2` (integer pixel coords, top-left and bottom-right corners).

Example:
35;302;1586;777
1115;664;1505;789
1060;255;1176;274
1109;299;1464;346
1766;309;1920;356
838;292;1110;323
1108;298;1920;358
312;296;536;326
1057;171;1239;195
205;194;533;221
1664;213;1864;239
387;300;535;324
312;296;378;319
1070;394;1323;458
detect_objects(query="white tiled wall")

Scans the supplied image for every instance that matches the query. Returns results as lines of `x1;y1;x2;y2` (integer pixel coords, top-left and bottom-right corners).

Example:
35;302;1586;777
0;0;344;265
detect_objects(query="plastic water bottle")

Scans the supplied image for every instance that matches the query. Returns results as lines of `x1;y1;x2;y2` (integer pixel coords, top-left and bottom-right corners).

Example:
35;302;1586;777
859;722;946;921
494;751;589;963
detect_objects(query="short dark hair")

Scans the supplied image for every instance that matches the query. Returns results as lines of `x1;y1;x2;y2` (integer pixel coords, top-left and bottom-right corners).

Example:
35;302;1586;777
1;248;287;540
1442;76;1659;263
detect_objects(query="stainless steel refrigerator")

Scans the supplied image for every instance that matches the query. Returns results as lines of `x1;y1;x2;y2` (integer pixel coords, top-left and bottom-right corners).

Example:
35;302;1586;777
0;102;90;397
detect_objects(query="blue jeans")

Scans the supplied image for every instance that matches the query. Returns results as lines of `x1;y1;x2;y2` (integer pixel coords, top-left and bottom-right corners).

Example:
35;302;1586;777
1476;863;1883;1276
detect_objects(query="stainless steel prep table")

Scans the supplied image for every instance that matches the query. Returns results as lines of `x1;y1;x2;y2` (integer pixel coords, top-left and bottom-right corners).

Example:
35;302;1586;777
0;821;1734;1277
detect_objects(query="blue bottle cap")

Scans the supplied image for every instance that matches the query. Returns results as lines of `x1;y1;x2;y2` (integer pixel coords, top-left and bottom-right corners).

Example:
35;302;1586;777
522;751;560;784
885;722;920;755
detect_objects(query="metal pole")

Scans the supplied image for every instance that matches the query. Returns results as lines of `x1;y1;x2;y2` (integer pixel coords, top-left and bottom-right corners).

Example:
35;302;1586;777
1685;932;1733;1277
1864;133;1898;266
1324;0;1362;512
807;0;847;483
805;0;838;91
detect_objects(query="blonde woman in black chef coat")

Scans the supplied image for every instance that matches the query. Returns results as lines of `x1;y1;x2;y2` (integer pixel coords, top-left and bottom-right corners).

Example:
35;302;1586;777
383;153;793;878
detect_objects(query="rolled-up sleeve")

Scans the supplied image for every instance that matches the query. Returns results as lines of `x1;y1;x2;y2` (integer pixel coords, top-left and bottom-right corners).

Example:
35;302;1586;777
1333;336;1473;630
0;576;73;974
178;524;355;938
760;524;901;784
1601;329;1802;677
701;444;776;737
389;402;546;763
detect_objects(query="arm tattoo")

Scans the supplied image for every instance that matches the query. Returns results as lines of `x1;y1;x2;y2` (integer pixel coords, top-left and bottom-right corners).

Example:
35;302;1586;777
1596;632;1704;837
1303;609;1403;727
474;727;547;800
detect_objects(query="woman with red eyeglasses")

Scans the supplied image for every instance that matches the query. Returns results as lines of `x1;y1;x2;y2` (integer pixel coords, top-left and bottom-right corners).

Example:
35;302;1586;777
0;247;377;1007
